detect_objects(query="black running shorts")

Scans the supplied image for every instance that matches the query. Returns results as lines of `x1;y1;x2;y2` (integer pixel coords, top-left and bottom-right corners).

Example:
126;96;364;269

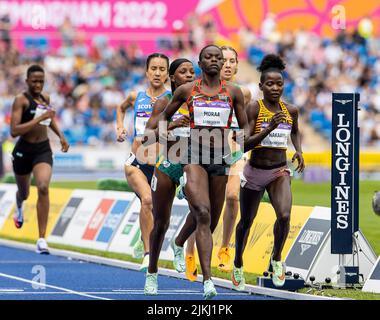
12;139;53;176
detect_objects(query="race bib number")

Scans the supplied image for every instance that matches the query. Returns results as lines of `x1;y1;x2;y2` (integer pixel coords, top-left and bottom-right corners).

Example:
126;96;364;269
193;100;231;127
260;122;291;149
34;105;51;126
135;112;151;136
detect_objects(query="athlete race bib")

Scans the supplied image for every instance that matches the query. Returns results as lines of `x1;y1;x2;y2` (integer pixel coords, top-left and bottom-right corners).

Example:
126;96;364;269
34;104;51;126
259;122;291;149
193;100;231;127
171;113;190;137
135;111;151;136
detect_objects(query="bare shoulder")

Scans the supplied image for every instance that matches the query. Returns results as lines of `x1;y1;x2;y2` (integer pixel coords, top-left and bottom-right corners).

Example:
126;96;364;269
283;102;299;117
226;81;242;94
41;92;50;104
127;90;138;102
241;86;252;101
246;100;260;119
13;93;29;106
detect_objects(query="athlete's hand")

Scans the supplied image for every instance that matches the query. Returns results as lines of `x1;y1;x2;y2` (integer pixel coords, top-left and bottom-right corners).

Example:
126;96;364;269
40;109;56;121
60;138;70;153
170;115;190;129
292;151;305;173
269;112;287;130
117;127;127;142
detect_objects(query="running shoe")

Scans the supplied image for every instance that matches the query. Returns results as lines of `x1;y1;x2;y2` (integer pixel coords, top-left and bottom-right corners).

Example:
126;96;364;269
203;279;217;300
36;238;50;255
144;272;158;295
271;258;286;287
140;254;149;273
133;238;144;259
217;247;232;272
13;199;24;229
231;265;245;291
170;239;186;273
185;254;197;282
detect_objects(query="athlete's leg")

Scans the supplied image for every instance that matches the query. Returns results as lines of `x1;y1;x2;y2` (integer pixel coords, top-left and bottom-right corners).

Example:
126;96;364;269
125;165;153;254
221;175;240;247
266;175;292;261
179;174;227;250
32;163;52;238
209;175;228;232
14;174;31;207
183;164;214;281
176;212;196;247
148;169;176;274
234;186;264;268
185;232;196;256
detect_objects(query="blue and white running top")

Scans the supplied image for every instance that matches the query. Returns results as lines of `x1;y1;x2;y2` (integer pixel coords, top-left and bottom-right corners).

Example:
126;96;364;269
133;90;171;137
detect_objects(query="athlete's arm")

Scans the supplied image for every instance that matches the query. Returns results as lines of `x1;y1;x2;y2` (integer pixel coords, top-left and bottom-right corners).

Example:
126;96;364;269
288;105;305;173
145;96;169;132
241;86;252;106
10;94;55;138
243;101;287;151
160;83;191;121
42;94;69;152
143;95;170;145
116;91;137;142
230;84;249;144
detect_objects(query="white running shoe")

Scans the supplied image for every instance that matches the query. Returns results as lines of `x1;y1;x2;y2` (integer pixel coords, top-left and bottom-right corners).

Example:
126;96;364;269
203;279;217;300
36;238;50;255
144;272;158;295
170;239;186;273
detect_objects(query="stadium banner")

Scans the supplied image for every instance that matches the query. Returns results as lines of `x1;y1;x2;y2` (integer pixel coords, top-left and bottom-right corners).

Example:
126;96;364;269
0;185;72;241
0;184;18;229
1;0;199;53
204;0;380;50
331;93;360;254
285;207;376;284
210;202;313;274
362;257;380;294
108;195;189;260
49;190;135;251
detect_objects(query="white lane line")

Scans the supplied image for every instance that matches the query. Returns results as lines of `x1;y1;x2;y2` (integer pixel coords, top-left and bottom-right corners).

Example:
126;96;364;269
0;291;249;296
0;289;24;292
112;289;199;293
0;272;111;300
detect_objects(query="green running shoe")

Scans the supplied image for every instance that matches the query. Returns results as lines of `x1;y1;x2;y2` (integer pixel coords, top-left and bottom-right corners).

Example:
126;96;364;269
133;238;144;259
231;265;245;291
203;279;217;300
271;258;286;287
140;254;150;273
170;239;186;273
144;272;158;295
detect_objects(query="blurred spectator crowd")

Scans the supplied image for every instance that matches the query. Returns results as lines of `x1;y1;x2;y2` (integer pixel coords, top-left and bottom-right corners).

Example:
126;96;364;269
241;15;380;148
0;13;379;148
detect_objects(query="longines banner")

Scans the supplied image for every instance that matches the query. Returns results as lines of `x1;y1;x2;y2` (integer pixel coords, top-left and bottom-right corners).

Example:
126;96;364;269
331;93;360;254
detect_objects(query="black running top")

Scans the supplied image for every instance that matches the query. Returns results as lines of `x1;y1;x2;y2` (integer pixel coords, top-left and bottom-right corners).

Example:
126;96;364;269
21;92;49;124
